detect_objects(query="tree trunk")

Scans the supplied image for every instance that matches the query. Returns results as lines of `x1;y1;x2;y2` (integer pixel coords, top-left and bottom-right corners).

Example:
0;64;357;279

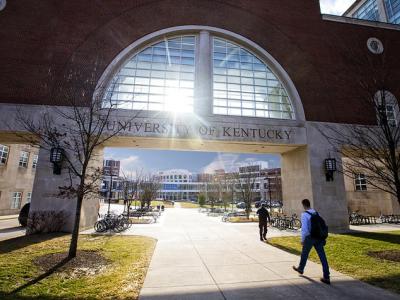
68;191;84;258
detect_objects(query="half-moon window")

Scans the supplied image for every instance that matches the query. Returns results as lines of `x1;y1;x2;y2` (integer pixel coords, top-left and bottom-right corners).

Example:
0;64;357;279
102;33;295;120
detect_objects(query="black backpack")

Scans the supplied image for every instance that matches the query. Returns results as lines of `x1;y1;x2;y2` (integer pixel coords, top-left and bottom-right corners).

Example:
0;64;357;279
306;211;328;240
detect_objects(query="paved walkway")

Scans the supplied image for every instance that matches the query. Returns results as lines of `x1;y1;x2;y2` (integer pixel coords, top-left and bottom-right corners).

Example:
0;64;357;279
0;216;25;241
126;207;399;300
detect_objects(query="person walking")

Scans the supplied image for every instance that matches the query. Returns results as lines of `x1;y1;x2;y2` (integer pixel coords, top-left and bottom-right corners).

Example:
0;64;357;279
257;203;271;241
293;199;330;284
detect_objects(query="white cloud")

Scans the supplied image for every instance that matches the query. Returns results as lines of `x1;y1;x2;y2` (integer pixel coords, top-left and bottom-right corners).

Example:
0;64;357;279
119;155;140;174
201;154;271;174
320;0;356;15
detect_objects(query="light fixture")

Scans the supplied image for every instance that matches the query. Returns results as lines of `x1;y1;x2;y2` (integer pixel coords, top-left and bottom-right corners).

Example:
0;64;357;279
50;147;64;175
324;158;337;182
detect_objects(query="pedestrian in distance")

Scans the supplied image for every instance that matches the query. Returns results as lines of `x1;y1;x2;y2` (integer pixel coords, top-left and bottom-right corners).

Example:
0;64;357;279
293;199;330;284
257;203;271;242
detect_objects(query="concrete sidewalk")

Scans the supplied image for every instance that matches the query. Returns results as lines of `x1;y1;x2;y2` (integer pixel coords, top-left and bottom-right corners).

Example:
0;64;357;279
132;208;399;300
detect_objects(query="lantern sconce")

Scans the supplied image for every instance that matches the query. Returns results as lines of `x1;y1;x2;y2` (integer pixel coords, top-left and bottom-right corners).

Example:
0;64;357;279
324;158;337;182
50;147;64;175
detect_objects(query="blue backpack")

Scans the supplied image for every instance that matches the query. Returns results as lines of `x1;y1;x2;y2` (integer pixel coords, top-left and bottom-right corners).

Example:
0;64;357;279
306;211;328;240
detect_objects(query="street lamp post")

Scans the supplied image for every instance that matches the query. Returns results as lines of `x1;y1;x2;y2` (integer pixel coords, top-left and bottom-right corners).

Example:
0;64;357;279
107;175;113;215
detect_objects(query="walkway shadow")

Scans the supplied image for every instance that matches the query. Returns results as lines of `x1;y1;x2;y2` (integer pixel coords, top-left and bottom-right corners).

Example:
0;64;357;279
345;231;400;245
0;233;66;254
0;226;24;234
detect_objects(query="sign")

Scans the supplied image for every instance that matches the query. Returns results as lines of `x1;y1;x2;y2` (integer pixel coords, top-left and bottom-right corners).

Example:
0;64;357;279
104;118;302;144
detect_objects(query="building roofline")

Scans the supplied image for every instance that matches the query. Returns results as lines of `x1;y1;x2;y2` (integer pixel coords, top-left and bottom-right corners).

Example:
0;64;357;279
343;0;363;16
322;14;400;31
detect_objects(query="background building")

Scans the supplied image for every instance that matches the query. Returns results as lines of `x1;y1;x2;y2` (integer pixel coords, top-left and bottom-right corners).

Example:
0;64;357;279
0;144;38;215
344;0;400;24
155;165;282;204
100;160;123;201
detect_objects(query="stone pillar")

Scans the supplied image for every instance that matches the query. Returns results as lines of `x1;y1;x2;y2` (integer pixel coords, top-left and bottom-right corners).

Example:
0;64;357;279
29;146;104;233
194;30;212;116
281;122;349;232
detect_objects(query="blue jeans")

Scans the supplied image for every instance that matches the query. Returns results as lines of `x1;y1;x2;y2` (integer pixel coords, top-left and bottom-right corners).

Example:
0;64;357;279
298;236;330;279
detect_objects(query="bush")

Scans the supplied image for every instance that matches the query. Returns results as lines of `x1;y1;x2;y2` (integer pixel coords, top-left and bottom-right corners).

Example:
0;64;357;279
26;210;67;234
198;194;206;207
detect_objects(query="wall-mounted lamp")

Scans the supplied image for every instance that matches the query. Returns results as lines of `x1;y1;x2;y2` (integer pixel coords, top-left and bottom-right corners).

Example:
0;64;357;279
50;147;64;175
324;158;337;182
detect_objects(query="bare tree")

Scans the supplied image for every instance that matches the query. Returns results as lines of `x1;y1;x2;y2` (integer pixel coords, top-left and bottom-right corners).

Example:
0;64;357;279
206;181;219;210
320;38;400;206
234;169;257;219
140;175;161;208
120;169;143;216
15;60;139;258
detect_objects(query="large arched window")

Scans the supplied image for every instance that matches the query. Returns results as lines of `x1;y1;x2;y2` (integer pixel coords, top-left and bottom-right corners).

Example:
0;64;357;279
102;31;295;120
103;36;195;113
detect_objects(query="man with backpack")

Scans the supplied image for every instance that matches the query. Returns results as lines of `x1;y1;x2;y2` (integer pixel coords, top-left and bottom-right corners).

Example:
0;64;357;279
257;203;271;241
293;199;330;284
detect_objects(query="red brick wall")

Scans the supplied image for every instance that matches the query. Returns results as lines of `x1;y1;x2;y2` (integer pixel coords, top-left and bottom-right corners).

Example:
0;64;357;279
0;0;399;124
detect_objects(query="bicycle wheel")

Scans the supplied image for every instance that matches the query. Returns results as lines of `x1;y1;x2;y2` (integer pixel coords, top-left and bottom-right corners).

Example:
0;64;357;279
292;219;301;230
94;220;106;232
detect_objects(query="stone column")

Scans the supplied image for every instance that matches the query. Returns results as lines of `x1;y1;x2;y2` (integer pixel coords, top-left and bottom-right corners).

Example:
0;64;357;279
29;146;104;233
194;30;213;117
281;122;349;232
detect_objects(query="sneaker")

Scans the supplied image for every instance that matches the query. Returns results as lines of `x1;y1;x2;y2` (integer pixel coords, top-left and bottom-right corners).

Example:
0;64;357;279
260;237;264;241
320;277;331;285
292;266;303;275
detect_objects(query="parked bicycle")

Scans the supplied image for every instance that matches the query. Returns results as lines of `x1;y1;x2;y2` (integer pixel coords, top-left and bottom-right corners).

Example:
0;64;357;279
94;213;132;233
349;212;377;225
271;214;301;230
380;214;400;224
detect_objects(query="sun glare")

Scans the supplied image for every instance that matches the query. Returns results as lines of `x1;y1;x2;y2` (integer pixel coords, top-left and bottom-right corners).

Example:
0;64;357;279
164;86;193;114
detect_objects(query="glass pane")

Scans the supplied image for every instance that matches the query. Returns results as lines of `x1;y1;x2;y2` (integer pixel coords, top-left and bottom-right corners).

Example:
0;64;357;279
103;35;196;113
212;37;294;120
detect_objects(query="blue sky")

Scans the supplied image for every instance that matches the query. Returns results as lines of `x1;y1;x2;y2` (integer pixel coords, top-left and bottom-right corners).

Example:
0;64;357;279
320;0;355;15
105;148;280;174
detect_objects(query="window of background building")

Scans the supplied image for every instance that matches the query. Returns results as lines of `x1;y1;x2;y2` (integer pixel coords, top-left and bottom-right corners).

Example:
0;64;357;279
352;0;379;21
0;144;9;165
19;151;29;168
375;90;399;127
384;0;400;24
26;192;32;203
355;174;368;191
103;33;294;120
11;192;22;209
32;154;38;169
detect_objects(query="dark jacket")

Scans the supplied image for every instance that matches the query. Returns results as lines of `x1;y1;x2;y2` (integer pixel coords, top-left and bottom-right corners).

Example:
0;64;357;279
257;207;271;223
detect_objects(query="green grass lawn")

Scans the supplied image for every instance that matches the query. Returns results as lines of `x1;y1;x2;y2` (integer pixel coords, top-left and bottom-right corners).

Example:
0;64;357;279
150;200;174;208
0;234;156;299
269;231;400;294
180;201;200;208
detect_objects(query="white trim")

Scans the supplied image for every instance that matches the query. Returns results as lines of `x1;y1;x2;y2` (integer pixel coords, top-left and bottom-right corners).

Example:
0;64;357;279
322;14;400;31
94;25;306;123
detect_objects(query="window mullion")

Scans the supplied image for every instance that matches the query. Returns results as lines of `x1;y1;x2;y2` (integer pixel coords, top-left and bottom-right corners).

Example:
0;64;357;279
194;31;212;116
